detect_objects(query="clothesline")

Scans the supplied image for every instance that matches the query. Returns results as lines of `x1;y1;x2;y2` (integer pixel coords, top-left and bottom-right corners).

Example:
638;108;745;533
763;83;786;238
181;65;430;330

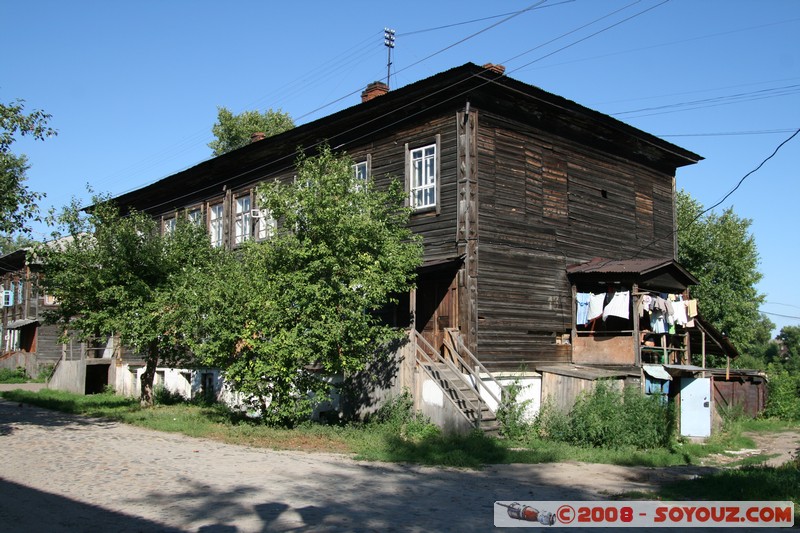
576;289;699;335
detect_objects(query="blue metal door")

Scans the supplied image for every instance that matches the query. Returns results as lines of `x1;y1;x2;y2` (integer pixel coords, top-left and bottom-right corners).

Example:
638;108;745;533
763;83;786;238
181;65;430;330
680;377;711;437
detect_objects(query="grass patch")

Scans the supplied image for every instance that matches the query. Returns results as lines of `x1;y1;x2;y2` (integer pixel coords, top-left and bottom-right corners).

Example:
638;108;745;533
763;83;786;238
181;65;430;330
2;388;138;417
655;458;800;517
3;388;795;472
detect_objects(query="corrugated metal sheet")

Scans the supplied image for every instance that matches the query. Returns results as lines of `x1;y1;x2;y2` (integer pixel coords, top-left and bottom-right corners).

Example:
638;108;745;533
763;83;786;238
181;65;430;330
642;364;673;381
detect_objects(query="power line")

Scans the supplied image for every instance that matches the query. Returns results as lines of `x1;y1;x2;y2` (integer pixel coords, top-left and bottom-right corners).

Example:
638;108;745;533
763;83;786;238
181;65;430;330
761;311;800;320
611;84;800;119
125;2;678;214
505;0;670;72
295;0;551;122
517;16;800;77
765;302;800;310
698;128;800;218
630;127;800;259
397;1;574;37
658;129;797;138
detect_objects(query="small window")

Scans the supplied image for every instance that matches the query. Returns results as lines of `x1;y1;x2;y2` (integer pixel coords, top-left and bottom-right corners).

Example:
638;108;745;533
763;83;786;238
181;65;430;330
163;216;176;235
354;160;368;180
254;207;276;241
44;293;58;306
234;195;252;244
2;289;13;307
409;143;437;210
188;208;203;225
209;203;224;247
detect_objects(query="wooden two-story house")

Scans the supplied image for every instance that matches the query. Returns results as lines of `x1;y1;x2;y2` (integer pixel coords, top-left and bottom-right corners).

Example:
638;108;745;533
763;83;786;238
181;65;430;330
104;62;734;433
0;248;64;378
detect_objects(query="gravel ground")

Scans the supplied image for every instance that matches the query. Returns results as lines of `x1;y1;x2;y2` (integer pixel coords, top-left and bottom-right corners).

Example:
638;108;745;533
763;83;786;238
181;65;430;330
0;393;792;532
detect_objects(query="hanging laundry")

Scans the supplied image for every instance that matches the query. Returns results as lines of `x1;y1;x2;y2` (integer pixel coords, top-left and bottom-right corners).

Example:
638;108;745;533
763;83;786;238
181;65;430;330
686;299;698;318
603;290;630;321
651;296;669;314
650;310;667;334
638;294;652;318
672;299;689;325
588;293;605;321
576;292;591;325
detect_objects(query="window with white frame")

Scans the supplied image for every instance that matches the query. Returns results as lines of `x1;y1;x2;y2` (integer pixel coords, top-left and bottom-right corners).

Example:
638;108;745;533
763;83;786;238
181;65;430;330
163;216;176;235
234;195;252;244
3;286;14;307
188;207;203;225
209;203;224;247
354;160;368;182
254;207;276;241
409;144;437;210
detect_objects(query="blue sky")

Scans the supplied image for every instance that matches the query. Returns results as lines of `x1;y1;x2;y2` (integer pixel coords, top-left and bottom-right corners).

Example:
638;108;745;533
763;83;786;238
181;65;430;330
3;0;799;334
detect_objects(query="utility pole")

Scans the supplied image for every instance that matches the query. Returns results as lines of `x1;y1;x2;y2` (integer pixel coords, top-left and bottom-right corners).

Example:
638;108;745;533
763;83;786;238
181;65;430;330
384;27;395;88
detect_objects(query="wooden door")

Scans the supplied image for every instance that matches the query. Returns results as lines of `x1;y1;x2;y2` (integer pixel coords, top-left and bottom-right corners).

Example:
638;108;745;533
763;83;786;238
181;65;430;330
415;270;458;355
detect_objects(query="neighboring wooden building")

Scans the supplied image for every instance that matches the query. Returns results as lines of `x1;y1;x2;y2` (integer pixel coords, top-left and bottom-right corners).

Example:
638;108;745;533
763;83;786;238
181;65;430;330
0;249;63;377
102;62;736;431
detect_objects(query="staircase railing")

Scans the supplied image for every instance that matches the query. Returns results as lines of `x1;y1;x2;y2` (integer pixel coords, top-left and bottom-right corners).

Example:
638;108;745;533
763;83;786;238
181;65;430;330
442;328;504;410
410;328;508;430
409;329;487;428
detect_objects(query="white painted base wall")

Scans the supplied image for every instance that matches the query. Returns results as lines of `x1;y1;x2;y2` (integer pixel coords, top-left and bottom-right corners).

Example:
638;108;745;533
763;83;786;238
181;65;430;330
478;372;542;421
415;370;543;434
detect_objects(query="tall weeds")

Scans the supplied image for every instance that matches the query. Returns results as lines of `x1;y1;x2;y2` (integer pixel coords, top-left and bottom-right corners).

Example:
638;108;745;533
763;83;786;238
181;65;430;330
531;381;675;450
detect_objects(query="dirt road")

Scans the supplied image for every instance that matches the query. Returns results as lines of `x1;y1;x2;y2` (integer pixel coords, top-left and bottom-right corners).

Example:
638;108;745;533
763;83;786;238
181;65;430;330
0;397;794;532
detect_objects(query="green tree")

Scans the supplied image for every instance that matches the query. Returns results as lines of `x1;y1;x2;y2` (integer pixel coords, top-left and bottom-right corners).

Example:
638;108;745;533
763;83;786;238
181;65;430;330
0;233;35;256
676;189;773;364
208;107;294;156
186;146;422;424
1;99;56;236
37;197;220;406
775;325;800;372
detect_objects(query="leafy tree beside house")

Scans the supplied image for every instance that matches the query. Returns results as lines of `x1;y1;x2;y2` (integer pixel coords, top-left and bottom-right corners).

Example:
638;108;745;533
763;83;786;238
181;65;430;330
182;146;422;425
208;107;294;156
1;99;56;237
37;197;221;406
676;189;773;365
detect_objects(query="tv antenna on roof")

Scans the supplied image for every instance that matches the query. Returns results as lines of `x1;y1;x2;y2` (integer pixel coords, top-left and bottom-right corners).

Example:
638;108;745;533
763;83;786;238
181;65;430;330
384;27;395;88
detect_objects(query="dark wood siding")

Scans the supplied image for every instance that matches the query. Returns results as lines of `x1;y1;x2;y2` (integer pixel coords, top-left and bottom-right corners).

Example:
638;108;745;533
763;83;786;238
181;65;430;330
474;111;677;370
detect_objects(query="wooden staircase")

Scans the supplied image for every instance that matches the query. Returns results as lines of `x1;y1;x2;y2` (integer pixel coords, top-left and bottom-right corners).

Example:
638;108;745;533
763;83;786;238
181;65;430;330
410;328;504;436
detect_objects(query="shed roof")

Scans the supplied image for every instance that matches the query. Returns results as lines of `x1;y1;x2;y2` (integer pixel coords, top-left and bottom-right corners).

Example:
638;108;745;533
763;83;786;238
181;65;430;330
536;364;639;380
566;257;699;293
0;249;28;274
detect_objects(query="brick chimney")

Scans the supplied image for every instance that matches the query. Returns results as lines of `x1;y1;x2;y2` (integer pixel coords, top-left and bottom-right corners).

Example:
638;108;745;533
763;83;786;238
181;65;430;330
361;81;389;103
250;132;266;143
482;63;506;75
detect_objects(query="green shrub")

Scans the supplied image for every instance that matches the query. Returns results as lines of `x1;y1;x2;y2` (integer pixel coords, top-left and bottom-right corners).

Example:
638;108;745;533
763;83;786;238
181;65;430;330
0;367;28;383
533;381;674;450
568;382;622;447
370;391;441;441
496;379;532;440
764;365;800;421
153;385;187;406
617;386;675;449
531;397;571;441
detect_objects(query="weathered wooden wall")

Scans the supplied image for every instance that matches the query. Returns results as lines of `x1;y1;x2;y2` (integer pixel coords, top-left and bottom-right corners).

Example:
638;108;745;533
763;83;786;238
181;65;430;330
713;377;767;418
572;334;635;365
474;111;677;371
141;104;681;375
541;371;625;413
